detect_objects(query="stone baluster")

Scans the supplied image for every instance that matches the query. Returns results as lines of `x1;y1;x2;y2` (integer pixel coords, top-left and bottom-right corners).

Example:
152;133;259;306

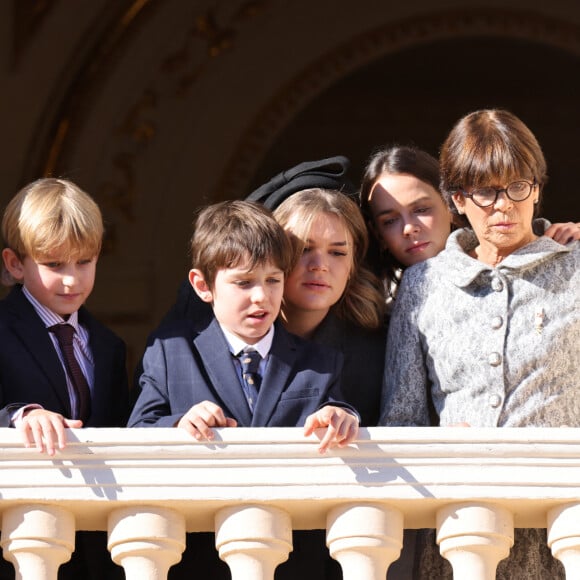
326;503;403;580
1;505;75;580
215;505;292;580
437;502;513;580
108;507;185;580
548;502;580;579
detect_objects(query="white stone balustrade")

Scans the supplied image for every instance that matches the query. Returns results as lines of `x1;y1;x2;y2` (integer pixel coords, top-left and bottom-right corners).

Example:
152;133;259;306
2;426;580;579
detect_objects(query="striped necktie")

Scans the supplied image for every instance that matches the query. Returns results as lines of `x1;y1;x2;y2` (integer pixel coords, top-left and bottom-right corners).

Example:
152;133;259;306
49;323;91;422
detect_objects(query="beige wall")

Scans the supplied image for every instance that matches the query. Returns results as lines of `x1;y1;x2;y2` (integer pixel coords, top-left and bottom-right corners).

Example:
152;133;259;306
1;0;579;369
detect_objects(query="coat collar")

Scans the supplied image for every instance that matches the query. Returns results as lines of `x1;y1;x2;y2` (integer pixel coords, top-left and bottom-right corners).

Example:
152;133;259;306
443;224;573;289
252;322;299;426
193;319;300;427
5;286;72;415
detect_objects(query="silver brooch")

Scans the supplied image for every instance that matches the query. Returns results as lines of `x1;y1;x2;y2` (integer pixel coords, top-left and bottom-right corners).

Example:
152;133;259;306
534;307;545;335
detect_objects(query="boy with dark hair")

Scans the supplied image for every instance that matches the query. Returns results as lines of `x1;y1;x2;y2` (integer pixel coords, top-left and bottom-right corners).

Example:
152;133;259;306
129;200;358;451
129;199;359;579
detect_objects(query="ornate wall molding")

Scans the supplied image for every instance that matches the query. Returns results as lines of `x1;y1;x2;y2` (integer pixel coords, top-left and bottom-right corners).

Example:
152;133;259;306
37;5;580;227
40;0;271;253
18;3;580;340
215;8;580;201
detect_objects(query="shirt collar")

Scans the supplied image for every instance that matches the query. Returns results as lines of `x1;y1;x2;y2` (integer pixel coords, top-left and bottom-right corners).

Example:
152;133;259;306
220;323;274;359
22;285;81;331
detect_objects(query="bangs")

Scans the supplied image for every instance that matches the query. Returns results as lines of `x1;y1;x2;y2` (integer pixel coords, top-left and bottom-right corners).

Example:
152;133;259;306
443;110;546;192
221;237;288;274
461;135;537;188
23;208;102;260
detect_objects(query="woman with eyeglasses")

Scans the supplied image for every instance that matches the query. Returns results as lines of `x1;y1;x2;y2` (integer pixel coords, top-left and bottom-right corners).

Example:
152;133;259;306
360;143;580;302
380;109;579;579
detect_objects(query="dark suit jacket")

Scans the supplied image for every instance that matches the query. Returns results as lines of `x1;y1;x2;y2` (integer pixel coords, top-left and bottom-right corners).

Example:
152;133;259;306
0;285;129;580
128;317;349;428
131;300;357;580
0;285;129;428
148;279;386;425
311;313;386;426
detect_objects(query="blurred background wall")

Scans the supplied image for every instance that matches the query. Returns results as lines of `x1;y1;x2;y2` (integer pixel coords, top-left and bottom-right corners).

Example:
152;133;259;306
1;0;579;368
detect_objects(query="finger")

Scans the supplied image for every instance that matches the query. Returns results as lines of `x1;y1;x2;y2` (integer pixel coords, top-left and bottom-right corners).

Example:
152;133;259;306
545;223;578;244
193;402;230;428
563;224;580;243
544;224;567;243
38;418;60;456
554;229;573;244
177;416;201;439
191;417;215;441
17;421;36;449
331;417;350;446
35;421;56;455
317;428;335;454
38;413;72;455
51;418;69;451
337;420;359;447
28;419;50;454
225;418;238;428
177;414;215;441
206;405;229;427
303;414;318;437
44;433;58;456
317;420;339;454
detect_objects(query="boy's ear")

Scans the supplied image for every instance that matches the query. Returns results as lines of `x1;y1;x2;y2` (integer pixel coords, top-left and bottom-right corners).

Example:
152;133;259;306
2;248;24;281
189;269;213;303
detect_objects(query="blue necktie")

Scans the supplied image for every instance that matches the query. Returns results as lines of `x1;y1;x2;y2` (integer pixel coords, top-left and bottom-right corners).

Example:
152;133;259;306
238;349;261;412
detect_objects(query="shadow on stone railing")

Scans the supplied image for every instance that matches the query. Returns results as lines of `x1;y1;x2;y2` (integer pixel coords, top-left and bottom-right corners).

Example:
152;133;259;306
2;426;580;579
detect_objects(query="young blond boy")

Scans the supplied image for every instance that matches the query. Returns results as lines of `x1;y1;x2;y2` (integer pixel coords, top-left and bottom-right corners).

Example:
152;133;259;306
0;178;128;577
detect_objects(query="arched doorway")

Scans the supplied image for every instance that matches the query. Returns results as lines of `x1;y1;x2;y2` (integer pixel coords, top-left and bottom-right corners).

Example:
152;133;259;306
246;36;580;223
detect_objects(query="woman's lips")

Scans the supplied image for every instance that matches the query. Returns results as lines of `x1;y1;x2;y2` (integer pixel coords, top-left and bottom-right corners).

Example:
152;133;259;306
491;222;517;231
302;281;330;290
406;242;430;254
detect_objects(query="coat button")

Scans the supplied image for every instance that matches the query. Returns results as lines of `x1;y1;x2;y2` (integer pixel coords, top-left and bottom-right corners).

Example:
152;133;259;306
489;394;502;408
491;278;504;292
491;316;503;329
488;352;502;366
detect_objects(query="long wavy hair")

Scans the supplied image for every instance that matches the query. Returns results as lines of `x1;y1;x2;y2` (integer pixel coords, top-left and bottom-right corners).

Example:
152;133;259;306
274;188;385;329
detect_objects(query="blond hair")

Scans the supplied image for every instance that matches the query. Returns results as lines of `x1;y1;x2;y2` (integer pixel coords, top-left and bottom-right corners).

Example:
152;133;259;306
274;188;385;330
2;178;103;261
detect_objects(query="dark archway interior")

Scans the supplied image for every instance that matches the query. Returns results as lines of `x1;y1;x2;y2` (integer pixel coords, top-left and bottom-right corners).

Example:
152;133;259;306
251;36;580;222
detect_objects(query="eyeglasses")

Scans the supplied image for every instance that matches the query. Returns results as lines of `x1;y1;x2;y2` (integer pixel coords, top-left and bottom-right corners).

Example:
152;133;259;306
460;180;537;208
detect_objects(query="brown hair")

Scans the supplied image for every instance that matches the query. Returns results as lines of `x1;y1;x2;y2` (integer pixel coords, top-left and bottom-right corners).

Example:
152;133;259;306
359;145;444;296
440;109;548;225
190;200;292;289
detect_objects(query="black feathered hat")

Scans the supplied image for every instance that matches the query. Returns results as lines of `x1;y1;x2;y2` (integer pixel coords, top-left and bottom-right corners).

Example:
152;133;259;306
245;155;356;210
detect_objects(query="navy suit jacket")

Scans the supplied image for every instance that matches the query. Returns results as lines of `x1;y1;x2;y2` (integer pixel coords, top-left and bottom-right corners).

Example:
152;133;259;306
0;285;129;428
128;317;349;428
150;279;386;425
